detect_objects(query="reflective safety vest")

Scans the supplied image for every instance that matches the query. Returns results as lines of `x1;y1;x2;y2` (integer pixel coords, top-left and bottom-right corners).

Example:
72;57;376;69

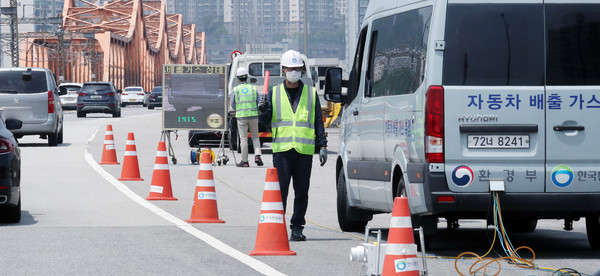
234;83;259;118
271;83;316;155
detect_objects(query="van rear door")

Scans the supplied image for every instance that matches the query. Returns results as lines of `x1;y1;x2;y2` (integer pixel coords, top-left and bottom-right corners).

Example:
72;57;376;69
545;3;600;193
442;2;545;193
0;70;50;124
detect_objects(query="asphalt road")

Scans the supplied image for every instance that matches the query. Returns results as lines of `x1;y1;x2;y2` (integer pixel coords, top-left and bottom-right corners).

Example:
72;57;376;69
1;106;599;275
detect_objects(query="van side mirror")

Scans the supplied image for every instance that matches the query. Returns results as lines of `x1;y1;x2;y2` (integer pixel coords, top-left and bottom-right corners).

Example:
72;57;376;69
324;67;344;103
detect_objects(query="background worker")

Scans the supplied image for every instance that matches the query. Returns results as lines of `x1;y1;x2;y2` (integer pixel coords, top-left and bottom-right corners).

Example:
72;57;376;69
259;49;327;241
230;67;263;167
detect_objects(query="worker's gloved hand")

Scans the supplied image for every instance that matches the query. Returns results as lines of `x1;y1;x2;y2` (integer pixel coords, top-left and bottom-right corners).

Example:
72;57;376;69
319;148;327;166
258;96;268;113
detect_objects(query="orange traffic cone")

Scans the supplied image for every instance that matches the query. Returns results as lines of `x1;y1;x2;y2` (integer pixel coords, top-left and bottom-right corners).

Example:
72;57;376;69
146;141;177;200
382;197;420;275
185;151;224;223
249;168;296;256
118;132;144;181
99;125;119;165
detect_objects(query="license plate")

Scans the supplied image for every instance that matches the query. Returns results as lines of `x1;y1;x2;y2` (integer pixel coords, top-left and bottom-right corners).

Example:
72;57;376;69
467;135;530;149
129;99;136;102
90;95;102;99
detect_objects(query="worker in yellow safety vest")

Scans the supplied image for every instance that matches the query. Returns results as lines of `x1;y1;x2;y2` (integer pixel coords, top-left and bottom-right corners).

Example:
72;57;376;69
259;50;328;241
230;67;263;167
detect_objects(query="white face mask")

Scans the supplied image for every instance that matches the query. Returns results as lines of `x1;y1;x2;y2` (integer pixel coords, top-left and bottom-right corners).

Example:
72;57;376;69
285;70;301;83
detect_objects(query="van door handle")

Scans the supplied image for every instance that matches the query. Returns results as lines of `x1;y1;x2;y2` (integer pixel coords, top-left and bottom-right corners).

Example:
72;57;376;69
553;125;584;131
353;110;359;116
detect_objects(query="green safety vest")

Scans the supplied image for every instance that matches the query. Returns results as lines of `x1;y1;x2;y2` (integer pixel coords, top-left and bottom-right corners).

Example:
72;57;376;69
234;83;259;118
271;83;316;155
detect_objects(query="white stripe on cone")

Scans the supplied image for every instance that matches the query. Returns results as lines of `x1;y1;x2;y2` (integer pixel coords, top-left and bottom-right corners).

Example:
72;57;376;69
196;179;215;187
264;182;280;190
386;243;418;255
261;201;284;211
150;186;164;193
154;164;169;170
389;216;413;228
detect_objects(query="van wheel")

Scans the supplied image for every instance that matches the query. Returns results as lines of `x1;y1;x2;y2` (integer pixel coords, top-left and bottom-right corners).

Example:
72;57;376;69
337;168;372;232
57;126;64;144
77;111;86;118
48;131;58;146
504;218;538;233
148;106;154;110
113;109;121;118
586;214;600;250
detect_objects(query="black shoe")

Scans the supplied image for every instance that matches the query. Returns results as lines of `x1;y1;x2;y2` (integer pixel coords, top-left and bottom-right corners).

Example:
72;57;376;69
255;155;263;166
236;161;249;167
290;226;306;241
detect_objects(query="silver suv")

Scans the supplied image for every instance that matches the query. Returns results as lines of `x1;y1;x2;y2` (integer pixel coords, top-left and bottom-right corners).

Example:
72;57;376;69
0;67;64;146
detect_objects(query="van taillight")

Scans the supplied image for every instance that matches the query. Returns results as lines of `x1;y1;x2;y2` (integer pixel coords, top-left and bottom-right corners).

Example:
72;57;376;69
425;86;444;163
48;91;55;114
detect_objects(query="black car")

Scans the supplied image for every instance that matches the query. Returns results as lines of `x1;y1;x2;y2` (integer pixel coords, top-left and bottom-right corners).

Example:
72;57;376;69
0;117;22;223
77;81;122;118
147;86;163;110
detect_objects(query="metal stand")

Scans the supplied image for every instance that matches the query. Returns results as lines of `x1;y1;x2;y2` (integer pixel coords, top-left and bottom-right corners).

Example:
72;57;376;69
214;131;230;166
161;130;178;164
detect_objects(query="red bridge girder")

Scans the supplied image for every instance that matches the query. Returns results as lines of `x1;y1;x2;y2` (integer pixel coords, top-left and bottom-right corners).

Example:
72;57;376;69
19;0;205;92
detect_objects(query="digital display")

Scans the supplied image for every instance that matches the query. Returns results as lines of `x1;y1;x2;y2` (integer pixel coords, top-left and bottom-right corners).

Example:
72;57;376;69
162;65;227;130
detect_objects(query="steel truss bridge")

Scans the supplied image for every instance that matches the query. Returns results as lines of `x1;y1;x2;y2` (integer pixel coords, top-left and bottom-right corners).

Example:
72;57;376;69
18;0;206;91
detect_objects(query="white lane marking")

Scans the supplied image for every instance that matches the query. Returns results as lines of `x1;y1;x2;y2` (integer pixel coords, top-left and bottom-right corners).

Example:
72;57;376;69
85;128;285;276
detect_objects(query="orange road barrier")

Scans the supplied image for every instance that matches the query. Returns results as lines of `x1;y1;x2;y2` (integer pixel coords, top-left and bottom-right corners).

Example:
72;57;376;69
99;124;119;165
146;141;177;201
249;167;296;256
186;151;225;223
382;197;420;276
118;132;144;181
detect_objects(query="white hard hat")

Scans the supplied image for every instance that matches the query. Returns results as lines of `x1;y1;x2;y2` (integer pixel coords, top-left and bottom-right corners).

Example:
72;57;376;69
280;50;304;68
236;67;248;77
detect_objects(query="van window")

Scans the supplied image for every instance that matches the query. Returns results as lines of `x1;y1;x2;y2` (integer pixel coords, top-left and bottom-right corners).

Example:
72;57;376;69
248;62;281;77
0;71;48;93
546;4;600;85
347;27;368;103
370;7;432;96
443;4;544;86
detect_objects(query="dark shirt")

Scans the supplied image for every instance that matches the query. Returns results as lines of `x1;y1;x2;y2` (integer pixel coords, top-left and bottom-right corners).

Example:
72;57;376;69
259;80;327;149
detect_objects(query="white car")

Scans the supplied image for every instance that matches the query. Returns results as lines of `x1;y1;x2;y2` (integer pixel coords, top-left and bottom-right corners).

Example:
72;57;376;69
121;86;146;107
58;82;82;110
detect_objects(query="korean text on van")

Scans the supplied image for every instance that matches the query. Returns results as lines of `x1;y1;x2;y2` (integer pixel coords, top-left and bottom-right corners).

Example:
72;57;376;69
324;0;600;249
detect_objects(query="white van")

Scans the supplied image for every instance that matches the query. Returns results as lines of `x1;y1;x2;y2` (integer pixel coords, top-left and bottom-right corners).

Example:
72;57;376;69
324;0;600;249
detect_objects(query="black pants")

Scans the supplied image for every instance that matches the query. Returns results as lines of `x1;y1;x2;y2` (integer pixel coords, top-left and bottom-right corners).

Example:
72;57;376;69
273;149;313;227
